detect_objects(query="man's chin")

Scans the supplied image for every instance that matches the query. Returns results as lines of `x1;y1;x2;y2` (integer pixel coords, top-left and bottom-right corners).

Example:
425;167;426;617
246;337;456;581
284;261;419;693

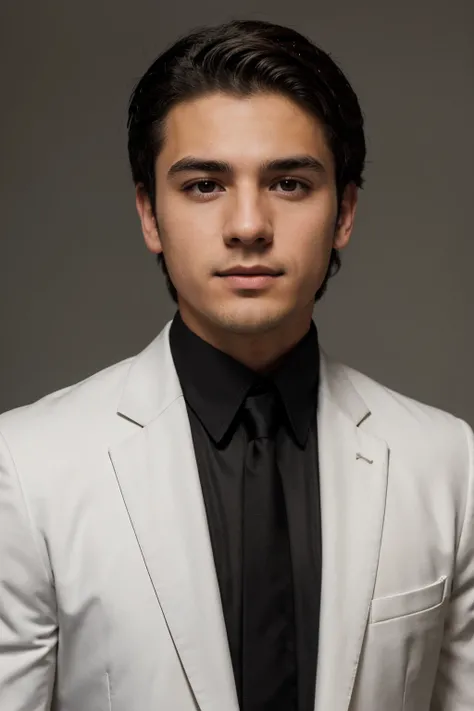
178;294;302;338
208;306;291;336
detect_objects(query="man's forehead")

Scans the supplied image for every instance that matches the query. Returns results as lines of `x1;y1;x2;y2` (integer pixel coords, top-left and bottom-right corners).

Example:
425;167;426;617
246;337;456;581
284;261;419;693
159;93;331;168
166;92;324;134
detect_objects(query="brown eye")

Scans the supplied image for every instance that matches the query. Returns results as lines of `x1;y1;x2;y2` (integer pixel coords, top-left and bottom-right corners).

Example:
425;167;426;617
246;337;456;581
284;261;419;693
280;179;298;191
183;180;223;196
273;179;310;194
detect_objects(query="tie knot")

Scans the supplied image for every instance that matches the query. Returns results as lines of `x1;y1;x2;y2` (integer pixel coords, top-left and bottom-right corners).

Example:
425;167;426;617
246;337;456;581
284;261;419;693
242;386;279;440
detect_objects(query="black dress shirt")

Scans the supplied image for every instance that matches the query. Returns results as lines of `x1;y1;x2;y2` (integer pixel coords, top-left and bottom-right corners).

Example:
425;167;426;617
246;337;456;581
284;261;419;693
169;311;322;711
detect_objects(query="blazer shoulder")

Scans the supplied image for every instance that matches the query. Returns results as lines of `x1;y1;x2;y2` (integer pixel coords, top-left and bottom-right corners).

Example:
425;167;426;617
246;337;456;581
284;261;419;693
0;354;135;456
340;359;462;426
335;358;472;474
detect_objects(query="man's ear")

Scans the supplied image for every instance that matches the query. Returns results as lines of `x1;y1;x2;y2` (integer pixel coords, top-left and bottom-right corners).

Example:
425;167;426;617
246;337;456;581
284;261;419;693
135;184;163;255
333;182;358;251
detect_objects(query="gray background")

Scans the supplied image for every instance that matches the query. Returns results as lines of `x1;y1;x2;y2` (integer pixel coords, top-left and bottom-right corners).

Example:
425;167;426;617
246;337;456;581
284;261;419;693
0;0;473;425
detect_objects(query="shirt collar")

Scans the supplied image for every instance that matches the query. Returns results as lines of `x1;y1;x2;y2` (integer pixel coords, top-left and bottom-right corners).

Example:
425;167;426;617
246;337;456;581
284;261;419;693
169;311;320;447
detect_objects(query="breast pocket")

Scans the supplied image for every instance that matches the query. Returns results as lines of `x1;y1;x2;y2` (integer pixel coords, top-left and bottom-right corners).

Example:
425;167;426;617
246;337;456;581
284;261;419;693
370;575;447;624
352;577;449;711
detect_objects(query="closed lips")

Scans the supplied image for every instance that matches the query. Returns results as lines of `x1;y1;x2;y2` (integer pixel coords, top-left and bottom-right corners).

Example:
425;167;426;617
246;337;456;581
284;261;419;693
218;266;283;276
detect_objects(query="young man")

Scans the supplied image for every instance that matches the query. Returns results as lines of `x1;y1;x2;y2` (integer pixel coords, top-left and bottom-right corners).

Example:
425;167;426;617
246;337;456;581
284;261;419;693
0;19;472;711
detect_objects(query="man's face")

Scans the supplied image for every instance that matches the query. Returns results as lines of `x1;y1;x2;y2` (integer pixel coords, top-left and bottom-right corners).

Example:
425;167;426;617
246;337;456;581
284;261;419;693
137;92;357;340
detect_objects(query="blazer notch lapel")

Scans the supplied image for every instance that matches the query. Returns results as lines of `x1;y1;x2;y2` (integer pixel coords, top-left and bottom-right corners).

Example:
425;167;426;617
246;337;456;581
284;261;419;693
315;371;389;711
109;398;239;711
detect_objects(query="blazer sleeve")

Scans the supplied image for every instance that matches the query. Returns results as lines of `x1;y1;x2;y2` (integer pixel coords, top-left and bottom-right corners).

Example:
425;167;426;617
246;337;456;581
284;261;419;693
0;430;57;710
431;418;474;710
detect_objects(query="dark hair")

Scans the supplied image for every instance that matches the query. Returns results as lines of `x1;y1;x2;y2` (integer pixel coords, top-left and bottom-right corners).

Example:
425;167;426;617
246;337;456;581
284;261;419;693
127;19;366;303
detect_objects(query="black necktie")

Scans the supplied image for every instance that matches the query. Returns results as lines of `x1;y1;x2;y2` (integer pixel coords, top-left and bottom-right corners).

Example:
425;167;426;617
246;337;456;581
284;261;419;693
241;384;297;711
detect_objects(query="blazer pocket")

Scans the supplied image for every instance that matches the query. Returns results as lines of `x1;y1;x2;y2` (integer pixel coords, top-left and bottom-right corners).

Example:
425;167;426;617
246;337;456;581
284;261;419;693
370;576;447;624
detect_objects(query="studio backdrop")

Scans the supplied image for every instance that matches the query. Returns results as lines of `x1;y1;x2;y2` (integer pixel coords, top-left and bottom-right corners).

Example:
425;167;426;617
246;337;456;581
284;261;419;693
0;0;472;425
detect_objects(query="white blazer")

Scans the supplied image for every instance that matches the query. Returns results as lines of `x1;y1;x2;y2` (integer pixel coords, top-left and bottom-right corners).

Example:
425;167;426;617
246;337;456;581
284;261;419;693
0;320;473;711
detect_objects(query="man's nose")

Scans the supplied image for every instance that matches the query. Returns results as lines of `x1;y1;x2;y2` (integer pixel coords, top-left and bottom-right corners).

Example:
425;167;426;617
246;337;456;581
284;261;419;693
222;192;273;246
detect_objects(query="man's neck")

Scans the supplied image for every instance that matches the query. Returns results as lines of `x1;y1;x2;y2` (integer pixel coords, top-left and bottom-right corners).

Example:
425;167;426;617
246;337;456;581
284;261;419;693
177;306;314;373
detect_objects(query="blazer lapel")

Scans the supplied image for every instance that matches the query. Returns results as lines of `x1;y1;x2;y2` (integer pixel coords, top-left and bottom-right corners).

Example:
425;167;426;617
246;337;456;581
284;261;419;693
109;322;239;711
314;351;389;711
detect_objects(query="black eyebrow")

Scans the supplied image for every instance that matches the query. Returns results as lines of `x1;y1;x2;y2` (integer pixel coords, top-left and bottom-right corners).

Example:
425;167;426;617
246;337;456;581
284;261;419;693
167;154;326;178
